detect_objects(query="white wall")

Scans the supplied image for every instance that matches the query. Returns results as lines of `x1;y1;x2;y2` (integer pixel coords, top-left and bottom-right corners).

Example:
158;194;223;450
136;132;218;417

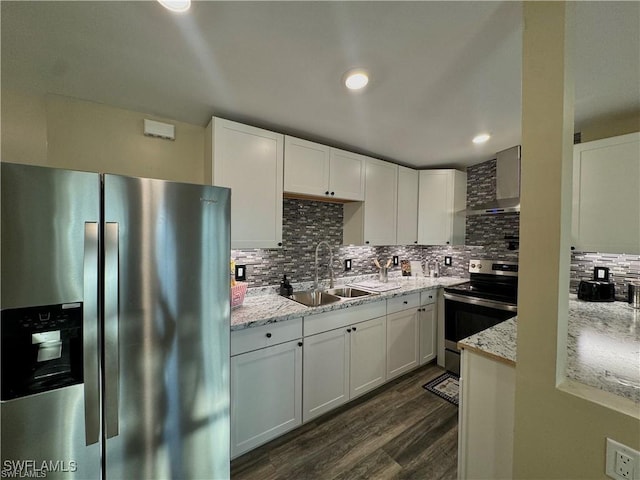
1;90;206;184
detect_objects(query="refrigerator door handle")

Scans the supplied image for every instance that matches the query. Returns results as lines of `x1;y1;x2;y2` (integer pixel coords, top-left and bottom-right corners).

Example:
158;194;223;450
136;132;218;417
105;222;120;439
84;222;100;445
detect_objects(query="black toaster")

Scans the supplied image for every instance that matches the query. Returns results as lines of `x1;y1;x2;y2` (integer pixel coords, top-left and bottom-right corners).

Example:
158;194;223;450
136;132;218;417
577;280;616;302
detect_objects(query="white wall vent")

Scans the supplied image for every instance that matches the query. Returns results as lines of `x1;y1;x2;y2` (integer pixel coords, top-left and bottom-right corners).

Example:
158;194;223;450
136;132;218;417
143;119;175;140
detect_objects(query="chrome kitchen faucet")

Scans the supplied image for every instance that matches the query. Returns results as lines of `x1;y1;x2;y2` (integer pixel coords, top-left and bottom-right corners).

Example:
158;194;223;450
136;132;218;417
314;241;334;291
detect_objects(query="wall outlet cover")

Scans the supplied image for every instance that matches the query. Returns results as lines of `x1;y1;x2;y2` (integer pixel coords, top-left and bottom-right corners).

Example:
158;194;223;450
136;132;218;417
344;259;352;271
606;437;640;480
235;264;247;281
392;256;399;266
594;266;610;281
444;256;452;266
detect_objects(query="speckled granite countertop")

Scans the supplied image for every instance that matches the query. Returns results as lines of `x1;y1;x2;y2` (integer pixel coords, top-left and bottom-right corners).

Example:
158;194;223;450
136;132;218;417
457;317;518;365
459;296;640;403
231;276;467;330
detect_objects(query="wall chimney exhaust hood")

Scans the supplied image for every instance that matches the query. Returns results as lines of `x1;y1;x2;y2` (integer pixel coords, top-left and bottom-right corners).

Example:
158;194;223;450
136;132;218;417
467;145;521;215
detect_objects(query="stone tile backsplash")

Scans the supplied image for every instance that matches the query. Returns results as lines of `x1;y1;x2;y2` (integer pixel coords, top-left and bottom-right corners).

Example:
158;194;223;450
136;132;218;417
570;251;640;301
232;198;426;287
232;159;636;296
466;158;496;207
463;158;520;258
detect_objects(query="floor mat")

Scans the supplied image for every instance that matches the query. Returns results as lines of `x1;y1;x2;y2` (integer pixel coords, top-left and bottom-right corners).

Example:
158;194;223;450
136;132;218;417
423;372;459;406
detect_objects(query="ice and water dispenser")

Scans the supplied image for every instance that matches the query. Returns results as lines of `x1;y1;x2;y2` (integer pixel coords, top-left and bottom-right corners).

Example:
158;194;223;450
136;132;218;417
1;303;83;400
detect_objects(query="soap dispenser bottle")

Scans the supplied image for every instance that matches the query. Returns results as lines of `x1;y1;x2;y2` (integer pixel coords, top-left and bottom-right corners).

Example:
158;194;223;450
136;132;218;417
280;275;293;296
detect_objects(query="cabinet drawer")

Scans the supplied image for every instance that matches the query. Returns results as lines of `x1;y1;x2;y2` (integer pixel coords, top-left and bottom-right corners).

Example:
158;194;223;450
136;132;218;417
387;293;421;314
420;289;438;305
304;301;386;337
231;318;302;356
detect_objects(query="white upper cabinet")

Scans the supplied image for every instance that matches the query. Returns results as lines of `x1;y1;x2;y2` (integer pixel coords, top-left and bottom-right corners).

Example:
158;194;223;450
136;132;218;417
207;118;284;249
283;137;365;201
283;136;331;197
572;132;640;254
397;165;419;245
329;148;366;201
364;158;398;246
418;169;467;245
344;158;398;246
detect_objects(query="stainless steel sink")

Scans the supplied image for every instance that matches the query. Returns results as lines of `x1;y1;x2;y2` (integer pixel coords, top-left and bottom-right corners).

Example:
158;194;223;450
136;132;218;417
288;290;342;307
325;287;377;299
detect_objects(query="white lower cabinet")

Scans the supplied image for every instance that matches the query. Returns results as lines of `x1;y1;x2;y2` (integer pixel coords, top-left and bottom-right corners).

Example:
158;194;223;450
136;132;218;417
419;291;437;365
386;308;420;380
457;349;515;479
232;290;442;456
349;316;387;398
230;321;303;458
303;315;387;422
386;291;437;378
302;327;350;421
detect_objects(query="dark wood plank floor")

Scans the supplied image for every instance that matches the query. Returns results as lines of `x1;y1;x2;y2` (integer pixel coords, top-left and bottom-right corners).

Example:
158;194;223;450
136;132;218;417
231;363;458;480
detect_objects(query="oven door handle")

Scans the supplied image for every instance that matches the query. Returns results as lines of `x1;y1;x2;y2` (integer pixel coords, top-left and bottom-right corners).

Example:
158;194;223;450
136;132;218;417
443;292;518;312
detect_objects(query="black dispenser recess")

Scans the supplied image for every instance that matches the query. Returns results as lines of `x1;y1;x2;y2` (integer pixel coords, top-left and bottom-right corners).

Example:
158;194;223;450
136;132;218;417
1;303;83;400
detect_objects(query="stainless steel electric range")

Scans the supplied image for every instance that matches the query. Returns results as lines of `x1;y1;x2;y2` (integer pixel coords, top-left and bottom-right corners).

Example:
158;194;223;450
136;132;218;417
443;259;518;375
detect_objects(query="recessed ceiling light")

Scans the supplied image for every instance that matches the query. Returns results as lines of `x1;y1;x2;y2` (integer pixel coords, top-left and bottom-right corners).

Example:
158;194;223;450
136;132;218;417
344;70;369;91
157;0;191;13
472;133;491;144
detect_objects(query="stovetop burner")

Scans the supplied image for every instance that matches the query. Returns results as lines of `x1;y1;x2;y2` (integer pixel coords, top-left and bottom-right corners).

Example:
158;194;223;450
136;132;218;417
444;259;519;305
444;281;517;304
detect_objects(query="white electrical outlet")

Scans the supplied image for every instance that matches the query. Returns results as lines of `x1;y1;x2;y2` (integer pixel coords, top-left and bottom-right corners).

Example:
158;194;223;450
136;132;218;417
606;438;640;480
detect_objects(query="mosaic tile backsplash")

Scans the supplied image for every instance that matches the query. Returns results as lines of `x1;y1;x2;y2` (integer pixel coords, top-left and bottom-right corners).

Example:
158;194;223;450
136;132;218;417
231;199;425;288
232;158;637;296
464;158;520;258
570;252;640;301
466;158;496;208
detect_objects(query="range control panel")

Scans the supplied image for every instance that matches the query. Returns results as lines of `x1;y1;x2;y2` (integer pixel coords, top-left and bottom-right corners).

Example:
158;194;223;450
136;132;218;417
469;259;518;276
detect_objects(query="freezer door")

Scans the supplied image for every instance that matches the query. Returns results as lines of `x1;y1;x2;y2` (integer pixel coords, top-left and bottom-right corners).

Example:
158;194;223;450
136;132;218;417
0;163;101;479
103;175;231;479
1;163;98;308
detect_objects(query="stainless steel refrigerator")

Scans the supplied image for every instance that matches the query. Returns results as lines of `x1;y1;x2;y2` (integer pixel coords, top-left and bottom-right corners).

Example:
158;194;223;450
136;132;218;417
1;163;230;479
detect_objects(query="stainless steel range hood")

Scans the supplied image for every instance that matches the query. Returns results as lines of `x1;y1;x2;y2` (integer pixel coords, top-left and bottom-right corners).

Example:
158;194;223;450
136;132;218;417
467;145;521;215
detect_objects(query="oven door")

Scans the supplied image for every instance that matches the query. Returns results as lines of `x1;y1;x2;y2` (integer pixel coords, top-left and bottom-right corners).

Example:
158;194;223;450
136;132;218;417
443;293;517;374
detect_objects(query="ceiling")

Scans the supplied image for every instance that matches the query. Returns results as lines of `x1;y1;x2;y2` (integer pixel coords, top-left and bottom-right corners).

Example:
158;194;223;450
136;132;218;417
2;1;638;168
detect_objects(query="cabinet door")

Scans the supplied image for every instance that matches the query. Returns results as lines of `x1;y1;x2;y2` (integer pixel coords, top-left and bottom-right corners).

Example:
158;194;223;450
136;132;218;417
458;349;515;479
418;169;466;245
230;339;302;458
418;170;452;245
283;136;330;197
419;302;437;365
386;308;420;379
363;158;398;246
211;118;283;249
350;316;387;399
329;148;366;201
572;133;640;254
303;327;350;422
397;165;419;245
